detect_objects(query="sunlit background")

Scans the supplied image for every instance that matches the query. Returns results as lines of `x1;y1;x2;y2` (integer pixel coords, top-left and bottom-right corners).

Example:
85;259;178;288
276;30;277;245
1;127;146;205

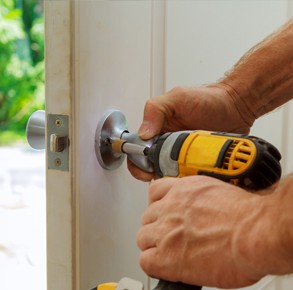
0;0;46;289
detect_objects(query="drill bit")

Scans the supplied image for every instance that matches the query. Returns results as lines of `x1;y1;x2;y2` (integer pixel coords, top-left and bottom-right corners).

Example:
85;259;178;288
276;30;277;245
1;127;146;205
111;139;149;156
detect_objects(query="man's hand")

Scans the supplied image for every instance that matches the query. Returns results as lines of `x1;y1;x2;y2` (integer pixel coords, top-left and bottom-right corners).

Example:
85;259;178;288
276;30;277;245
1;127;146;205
138;85;254;140
136;176;287;289
134;19;293;288
128;84;255;181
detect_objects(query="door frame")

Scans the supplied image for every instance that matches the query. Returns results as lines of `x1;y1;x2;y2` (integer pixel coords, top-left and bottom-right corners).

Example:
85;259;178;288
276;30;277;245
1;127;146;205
45;1;76;289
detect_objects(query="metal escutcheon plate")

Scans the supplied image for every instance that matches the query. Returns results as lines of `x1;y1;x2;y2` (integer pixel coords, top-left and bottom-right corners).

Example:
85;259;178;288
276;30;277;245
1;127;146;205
95;110;129;170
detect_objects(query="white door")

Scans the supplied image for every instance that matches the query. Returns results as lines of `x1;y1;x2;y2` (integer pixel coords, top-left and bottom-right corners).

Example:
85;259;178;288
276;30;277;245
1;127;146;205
45;1;293;290
46;1;153;289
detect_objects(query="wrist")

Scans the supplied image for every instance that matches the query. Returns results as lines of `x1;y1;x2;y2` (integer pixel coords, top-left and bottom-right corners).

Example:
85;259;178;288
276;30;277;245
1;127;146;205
274;177;293;272
220;20;293;119
216;81;256;128
233;183;293;280
231;194;272;281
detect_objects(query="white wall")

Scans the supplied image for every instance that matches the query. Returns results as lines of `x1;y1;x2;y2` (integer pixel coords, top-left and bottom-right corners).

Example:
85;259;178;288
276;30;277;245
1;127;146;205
165;0;292;175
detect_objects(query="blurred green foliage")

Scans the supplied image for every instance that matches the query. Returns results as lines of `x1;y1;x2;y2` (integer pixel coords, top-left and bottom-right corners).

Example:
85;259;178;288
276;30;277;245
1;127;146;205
0;0;44;143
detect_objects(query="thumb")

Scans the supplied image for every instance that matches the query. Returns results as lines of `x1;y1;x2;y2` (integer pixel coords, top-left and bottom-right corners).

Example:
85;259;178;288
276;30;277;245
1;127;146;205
138;100;165;140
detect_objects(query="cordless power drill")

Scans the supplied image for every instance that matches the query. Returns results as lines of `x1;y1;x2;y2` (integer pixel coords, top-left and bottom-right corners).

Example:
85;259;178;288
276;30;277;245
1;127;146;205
109;130;282;290
95;129;282;290
113;130;282;190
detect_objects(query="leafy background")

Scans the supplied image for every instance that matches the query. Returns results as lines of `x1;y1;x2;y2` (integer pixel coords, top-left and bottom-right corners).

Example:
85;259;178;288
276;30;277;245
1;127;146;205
0;0;44;145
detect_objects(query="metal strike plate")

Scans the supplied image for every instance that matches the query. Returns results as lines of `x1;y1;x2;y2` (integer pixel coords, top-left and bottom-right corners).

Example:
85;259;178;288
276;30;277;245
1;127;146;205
47;114;69;171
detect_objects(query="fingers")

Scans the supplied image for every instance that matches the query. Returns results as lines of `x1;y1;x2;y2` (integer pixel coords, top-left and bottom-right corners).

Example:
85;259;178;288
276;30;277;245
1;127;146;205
148;177;176;204
139;248;178;283
138;178;176;249
138;237;177;283
137;222;157;250
140;199;160;225
138;247;161;279
138;96;169;140
127;159;155;182
140;178;177;226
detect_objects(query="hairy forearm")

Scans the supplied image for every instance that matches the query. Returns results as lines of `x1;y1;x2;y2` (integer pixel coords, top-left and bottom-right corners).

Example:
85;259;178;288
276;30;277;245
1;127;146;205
226;21;293;274
234;175;293;279
220;19;293;123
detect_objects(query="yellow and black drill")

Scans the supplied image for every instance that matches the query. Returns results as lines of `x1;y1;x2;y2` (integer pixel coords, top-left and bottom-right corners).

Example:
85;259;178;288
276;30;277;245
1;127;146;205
112;130;281;190
109;130;282;290
95;110;282;290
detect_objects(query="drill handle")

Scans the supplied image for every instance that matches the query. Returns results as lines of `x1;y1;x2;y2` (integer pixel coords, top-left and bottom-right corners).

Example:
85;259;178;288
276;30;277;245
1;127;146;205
153;280;202;290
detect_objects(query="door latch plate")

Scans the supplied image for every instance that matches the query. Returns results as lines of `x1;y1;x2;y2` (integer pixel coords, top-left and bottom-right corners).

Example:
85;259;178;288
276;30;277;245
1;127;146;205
47;114;69;171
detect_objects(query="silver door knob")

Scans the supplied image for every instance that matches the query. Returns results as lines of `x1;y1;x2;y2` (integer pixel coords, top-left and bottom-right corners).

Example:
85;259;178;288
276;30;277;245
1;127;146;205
95;110;156;172
26;110;45;150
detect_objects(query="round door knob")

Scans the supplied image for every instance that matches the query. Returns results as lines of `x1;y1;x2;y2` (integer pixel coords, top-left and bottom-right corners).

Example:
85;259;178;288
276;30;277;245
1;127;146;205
26;110;45;150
